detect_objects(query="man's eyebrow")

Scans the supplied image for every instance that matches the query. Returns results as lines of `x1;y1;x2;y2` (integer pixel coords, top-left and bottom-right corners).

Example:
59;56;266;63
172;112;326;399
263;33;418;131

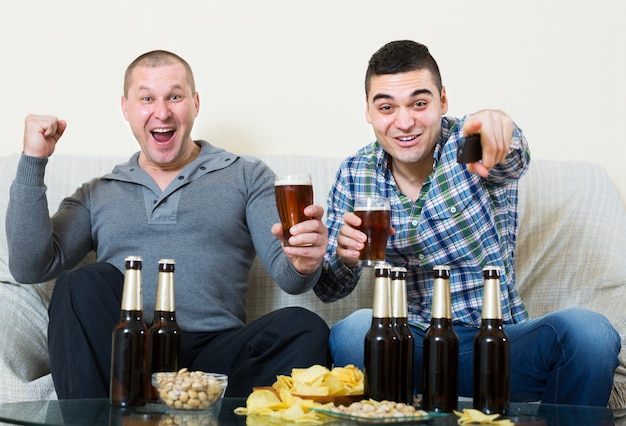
372;93;393;103
371;88;434;103
136;83;185;92
411;88;433;97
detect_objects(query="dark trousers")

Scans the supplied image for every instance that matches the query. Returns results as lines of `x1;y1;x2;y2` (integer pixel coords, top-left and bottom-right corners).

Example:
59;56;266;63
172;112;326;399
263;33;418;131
48;262;331;398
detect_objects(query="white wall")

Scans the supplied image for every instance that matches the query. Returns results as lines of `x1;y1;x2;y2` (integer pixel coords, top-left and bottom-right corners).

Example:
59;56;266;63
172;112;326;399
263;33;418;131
2;0;625;202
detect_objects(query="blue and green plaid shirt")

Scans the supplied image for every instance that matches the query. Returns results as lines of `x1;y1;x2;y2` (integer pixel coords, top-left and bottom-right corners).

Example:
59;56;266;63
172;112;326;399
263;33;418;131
315;115;531;329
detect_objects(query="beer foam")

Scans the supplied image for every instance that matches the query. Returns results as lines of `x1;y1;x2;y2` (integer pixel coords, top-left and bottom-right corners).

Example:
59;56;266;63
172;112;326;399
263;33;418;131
354;205;389;211
354;197;390;211
275;176;312;186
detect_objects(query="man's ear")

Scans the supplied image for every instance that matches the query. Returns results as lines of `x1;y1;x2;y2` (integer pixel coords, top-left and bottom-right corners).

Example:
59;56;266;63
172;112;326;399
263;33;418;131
365;99;373;124
121;96;129;121
440;86;448;115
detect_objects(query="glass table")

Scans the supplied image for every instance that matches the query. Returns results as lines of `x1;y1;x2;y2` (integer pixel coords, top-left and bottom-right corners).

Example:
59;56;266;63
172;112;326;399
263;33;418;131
0;398;617;425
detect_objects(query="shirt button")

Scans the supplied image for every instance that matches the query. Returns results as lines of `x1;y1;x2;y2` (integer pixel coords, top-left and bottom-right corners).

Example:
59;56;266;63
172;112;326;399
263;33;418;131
418;254;425;260
450;206;457;214
178;176;185;181
411;220;418;226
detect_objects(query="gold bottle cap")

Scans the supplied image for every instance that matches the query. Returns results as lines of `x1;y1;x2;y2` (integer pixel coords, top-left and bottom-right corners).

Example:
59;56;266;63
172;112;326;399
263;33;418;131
433;264;451;278
431;265;452;319
374;262;391;278
124;255;143;270
482;265;501;279
390;266;407;280
158;258;175;273
481;265;502;319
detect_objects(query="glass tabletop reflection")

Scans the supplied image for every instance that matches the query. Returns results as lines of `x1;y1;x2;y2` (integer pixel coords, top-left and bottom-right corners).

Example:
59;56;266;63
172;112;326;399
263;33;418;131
0;398;616;426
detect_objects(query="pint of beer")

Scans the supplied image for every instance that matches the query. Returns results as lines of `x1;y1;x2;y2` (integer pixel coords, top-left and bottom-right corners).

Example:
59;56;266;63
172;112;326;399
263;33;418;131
274;174;314;245
354;196;391;267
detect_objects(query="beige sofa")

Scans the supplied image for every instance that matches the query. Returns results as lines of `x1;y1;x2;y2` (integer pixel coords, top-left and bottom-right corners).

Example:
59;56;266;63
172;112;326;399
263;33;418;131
0;153;625;411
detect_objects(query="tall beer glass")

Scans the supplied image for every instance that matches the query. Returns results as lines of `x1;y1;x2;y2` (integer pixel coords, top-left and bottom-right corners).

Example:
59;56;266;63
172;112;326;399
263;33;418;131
354;196;391;267
274;174;314;245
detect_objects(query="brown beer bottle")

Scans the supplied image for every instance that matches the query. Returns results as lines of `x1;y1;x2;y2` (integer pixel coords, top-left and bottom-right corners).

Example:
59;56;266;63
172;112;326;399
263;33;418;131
146;259;182;401
364;263;401;401
390;266;414;404
473;266;510;415
110;256;148;407
422;265;459;412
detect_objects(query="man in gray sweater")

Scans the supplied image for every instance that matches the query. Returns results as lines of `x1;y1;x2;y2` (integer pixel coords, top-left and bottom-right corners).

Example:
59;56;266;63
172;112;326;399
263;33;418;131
6;50;331;398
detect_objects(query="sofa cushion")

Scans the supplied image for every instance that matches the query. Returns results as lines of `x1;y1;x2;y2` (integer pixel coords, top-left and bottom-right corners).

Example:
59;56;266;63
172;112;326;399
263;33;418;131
0;282;57;402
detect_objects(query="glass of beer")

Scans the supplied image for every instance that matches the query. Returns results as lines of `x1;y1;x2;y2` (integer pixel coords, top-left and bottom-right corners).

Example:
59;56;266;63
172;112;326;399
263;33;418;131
354;196;391;267
274;174;314;245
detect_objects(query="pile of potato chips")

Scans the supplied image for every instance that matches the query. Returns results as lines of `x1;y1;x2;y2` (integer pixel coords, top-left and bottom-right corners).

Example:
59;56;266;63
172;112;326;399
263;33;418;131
274;364;364;397
234;364;364;423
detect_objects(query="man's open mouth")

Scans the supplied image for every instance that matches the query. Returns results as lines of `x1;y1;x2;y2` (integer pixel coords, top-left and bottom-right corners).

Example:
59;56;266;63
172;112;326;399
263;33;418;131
151;128;175;142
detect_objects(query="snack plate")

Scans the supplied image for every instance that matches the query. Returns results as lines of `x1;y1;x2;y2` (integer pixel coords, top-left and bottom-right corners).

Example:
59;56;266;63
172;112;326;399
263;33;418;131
294;393;364;406
309;407;446;424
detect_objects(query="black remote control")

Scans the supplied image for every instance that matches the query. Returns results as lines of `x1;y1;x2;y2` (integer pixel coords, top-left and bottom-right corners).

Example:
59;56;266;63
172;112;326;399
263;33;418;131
457;134;482;164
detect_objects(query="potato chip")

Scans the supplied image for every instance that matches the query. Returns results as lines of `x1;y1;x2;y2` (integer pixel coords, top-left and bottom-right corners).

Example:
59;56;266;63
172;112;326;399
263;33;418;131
235;388;326;424
454;408;514;425
322;374;345;396
291;365;330;386
294;383;329;396
274;375;293;390
282;404;318;422
236;389;281;414
329;364;364;391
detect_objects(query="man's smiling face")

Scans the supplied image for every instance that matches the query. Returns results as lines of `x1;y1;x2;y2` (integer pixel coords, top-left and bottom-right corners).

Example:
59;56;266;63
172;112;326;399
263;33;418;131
122;62;200;171
366;69;448;171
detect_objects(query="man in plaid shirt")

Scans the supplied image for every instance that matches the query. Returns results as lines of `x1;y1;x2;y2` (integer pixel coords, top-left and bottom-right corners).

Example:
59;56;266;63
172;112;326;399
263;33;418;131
314;40;620;407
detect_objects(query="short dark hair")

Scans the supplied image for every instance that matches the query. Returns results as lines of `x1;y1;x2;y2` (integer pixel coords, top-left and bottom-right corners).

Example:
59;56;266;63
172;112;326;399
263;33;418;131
365;40;442;97
124;50;196;97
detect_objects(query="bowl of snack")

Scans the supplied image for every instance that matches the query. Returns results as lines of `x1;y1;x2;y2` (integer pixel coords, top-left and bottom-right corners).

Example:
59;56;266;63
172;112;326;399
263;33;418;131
152;368;228;411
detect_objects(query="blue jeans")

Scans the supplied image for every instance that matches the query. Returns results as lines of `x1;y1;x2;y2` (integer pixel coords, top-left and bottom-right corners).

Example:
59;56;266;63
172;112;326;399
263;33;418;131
330;307;621;406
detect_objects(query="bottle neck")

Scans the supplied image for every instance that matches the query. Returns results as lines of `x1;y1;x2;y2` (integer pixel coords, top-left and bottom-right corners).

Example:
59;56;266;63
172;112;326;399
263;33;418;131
481;278;502;320
431;277;452;319
430;317;454;328
153;311;177;322
480;318;504;328
371;317;394;327
391;278;408;318
120;269;143;311
372;276;392;318
120;309;144;321
154;272;176;312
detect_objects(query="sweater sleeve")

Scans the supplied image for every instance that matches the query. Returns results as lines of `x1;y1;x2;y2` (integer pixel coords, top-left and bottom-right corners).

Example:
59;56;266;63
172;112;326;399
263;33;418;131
6;154;93;283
